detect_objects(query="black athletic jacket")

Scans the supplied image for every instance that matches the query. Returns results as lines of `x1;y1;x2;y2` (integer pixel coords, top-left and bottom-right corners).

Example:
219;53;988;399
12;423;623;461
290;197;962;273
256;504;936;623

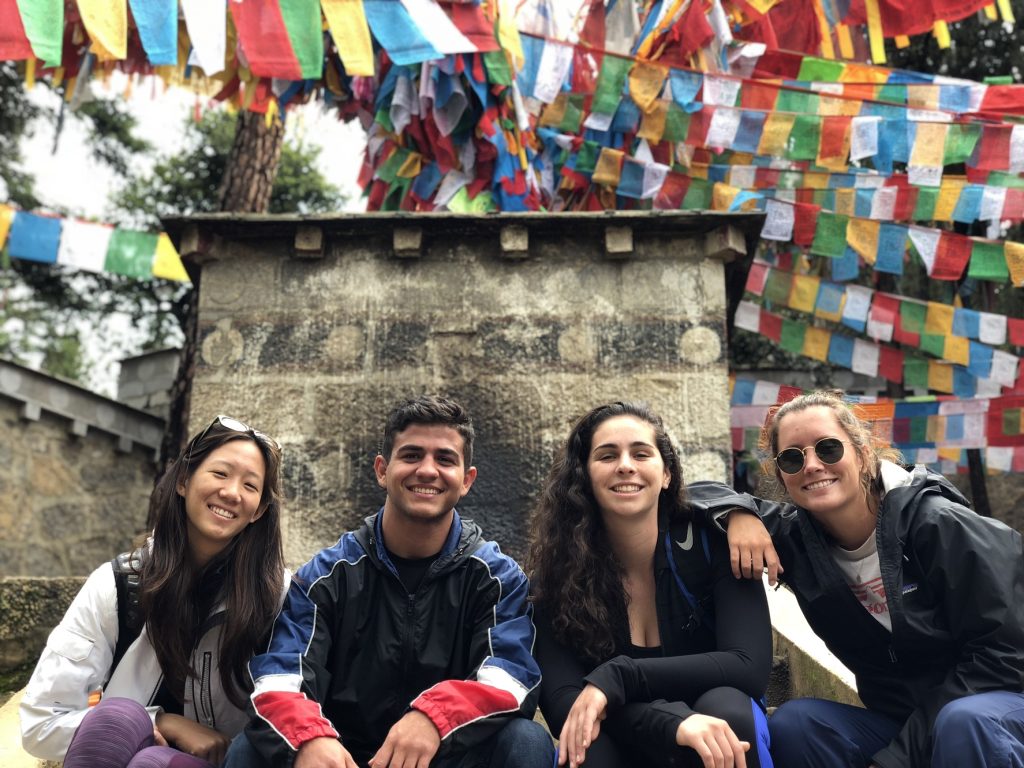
689;465;1024;768
535;507;771;766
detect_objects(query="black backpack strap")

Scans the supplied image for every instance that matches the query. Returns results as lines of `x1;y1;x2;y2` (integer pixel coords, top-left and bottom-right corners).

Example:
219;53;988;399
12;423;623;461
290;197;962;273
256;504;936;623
110;549;145;675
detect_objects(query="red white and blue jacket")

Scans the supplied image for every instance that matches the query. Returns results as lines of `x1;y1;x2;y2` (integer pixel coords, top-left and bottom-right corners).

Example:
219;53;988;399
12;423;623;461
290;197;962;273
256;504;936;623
246;509;541;766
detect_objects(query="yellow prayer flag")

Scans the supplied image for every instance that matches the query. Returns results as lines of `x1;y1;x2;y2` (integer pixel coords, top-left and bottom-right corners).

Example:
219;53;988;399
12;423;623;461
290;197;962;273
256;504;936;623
933;21;951;49
539;93;569;127
790;275;821;313
629;61;668;114
1005;241;1024;286
79;0;128;60
812;0;835;59
907;85;941;111
926;415;945;443
758;113;795;157
840;63;889;85
712;183;741;212
819;95;861;117
0;204;13;250
836;25;855;59
152;234;191;283
847;218;880;263
910;123;947;168
834;189;857;217
497;5;524;70
894;35;911;48
592;148;625;186
924;301;954;335
804;173;830;190
997;0;1016;22
927;361;954;393
983;3;998;19
637;100;668;142
933;179;965;222
396;151;423;179
938;447;961;462
943;335;969;366
322;0;375;76
803;326;831;361
864;0;886;63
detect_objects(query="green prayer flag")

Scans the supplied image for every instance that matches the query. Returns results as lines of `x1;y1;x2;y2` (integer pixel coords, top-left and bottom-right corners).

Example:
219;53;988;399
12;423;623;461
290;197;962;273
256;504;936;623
943;124;981;165
592;55;632;115
909;415;928;444
775;90;818;115
279;0;324;78
904;356;929;390
17;0;64;65
375;107;394;133
912;187;938;220
920;333;946;359
375;148;408;184
663;105;691;143
787;115;821;161
558;94;586;133
780;319;806;354
797;57;845;82
967;241;1010;282
763;270;793;305
878;84;907;105
810;212;849;258
575;141;600;175
900;302;927;334
681;179;711;210
986;171;1024;189
1004;408;1022;436
105;230;158;279
483;50;512;86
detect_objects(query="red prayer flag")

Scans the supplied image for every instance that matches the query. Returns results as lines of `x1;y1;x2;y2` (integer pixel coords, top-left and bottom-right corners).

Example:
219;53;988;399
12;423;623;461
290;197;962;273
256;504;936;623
655;172;691;209
686;107;714;146
761;310;783;342
879;345;904;383
572;48;601;93
229;0;301;80
0;0;34;60
778;385;803;404
741;82;780;112
668;0;715;61
974;125;1013;172
1004;189;1024;221
979;85;1024;117
892;315;919;347
819;116;852;160
745;262;769;295
445;2;500;52
792;202;821;247
931;231;972;280
892;186;918;221
577;0;605;49
1009;318;1024;347
749;48;802;80
768;0;823;55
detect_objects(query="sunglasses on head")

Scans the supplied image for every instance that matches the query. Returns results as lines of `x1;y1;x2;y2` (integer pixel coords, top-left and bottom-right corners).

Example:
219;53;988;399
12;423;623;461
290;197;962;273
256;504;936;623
774;437;847;475
186;415;280;468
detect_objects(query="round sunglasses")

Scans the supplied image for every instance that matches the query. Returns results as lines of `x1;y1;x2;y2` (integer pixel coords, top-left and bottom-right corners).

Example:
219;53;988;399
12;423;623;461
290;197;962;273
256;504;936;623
774;437;848;474
185;415;280;468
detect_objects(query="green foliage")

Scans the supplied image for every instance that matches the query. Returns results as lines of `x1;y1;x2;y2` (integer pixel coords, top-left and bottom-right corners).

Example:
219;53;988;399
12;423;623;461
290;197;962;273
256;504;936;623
0;62;43;209
111;110;344;229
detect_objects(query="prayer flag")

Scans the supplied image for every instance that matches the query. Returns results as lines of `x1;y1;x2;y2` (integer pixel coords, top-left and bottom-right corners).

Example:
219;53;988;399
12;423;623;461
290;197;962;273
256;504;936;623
7;211;60;264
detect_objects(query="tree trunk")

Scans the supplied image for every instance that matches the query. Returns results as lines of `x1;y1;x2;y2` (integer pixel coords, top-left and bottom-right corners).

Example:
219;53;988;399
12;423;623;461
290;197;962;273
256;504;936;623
157;111;286;484
217;110;286;213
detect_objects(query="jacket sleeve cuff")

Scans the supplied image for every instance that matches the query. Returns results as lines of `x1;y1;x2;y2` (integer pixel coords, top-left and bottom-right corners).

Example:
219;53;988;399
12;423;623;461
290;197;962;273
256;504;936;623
582;656;640;709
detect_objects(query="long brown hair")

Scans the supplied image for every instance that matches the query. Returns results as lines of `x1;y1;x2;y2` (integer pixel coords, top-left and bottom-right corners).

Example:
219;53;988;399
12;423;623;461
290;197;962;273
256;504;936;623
527;402;687;663
139;418;285;708
759;390;903;508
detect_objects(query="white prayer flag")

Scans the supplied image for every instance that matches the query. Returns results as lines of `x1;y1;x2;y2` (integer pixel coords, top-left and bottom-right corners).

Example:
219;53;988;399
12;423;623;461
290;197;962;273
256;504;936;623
752;381;781;405
706;107;741;150
989;350;1019;387
980;186;1007;222
401;0;477;54
761;199;794;241
533;41;574;104
181;0;227;76
735;300;762;333
850;117;880;162
908;227;941;276
852;339;880;376
57;220;114;273
979;312;1007;346
869;186;897;220
703;75;741;107
842;285;873;327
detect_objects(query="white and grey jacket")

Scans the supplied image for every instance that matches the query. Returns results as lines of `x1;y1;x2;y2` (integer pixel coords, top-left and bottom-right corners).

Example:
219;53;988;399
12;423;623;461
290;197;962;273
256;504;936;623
20;559;288;760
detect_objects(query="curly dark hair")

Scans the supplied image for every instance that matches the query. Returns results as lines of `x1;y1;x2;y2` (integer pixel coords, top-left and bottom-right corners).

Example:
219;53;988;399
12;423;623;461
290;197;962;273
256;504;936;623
139;417;285;708
526;402;688;663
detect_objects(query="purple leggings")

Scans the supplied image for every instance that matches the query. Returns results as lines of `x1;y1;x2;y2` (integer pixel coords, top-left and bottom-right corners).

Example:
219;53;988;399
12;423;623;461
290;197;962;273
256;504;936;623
64;698;214;768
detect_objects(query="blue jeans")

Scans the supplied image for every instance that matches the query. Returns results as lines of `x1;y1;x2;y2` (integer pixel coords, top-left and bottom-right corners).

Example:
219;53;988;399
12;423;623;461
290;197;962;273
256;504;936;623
224;717;554;768
770;693;1024;768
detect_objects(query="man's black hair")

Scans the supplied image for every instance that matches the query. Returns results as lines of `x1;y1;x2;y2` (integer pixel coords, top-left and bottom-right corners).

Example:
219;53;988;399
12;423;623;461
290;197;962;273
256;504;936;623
381;395;475;466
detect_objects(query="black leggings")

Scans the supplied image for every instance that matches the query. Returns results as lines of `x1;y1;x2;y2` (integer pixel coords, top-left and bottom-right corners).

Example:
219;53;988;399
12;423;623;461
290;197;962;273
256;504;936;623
594;686;771;768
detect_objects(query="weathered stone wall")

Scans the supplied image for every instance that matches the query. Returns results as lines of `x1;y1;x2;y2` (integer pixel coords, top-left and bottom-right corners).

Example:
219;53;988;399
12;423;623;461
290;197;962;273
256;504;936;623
177;213;759;566
0;397;155;577
0;577;83;671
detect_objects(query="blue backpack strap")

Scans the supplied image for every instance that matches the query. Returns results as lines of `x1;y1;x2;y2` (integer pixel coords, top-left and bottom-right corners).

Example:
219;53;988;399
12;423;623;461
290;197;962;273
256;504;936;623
663;531;708;630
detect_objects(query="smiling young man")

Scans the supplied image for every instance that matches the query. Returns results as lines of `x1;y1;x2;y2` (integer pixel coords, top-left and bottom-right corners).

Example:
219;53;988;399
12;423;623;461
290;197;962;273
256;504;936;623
224;396;552;768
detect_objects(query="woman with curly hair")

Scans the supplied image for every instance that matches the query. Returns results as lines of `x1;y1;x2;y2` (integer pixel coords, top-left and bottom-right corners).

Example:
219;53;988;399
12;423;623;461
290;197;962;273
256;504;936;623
21;416;289;768
528;402;773;768
705;390;1024;768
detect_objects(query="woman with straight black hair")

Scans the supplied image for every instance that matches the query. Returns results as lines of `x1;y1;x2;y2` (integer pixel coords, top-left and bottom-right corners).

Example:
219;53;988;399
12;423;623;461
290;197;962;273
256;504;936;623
21;415;288;768
528;402;773;768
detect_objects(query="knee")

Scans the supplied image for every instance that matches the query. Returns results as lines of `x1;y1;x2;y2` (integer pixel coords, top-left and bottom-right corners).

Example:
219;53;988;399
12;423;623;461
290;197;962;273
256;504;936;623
693;687;754;725
495;718;555;760
769;699;820;744
87;697;151;727
933;697;986;743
